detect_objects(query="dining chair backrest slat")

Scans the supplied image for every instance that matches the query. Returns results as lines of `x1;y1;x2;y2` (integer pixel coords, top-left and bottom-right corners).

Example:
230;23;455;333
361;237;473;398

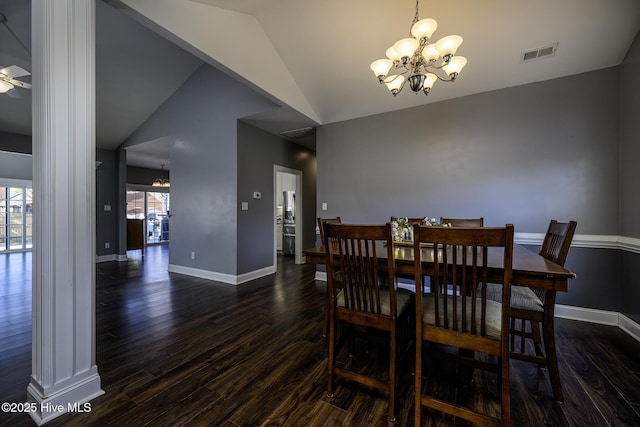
325;223;396;317
539;219;577;266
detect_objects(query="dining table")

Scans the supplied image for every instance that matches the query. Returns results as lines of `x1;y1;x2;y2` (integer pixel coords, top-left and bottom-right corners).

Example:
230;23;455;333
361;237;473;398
303;241;575;292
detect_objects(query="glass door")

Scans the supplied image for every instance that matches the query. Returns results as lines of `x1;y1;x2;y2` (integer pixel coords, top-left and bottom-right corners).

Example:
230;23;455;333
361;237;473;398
126;189;170;245
146;191;170;244
0;186;33;252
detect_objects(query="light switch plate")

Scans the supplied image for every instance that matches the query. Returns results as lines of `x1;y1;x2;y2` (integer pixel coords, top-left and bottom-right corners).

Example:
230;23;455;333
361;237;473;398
321;202;327;211
241;202;249;210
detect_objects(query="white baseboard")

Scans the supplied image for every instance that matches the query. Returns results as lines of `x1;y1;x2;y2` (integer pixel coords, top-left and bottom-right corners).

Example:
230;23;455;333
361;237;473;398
617;313;640;342
97;256;277;284
554;304;619;326
555;304;640;342
96;254;128;263
95;254;116;263
168;264;276;285
236;265;277;284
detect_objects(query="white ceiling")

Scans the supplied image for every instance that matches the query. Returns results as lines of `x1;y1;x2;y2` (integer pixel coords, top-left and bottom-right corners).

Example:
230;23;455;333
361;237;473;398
191;0;640;125
1;0;639;170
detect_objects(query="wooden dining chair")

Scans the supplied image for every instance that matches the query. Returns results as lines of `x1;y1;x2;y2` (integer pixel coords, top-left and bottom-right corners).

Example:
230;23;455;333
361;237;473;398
324;223;414;426
506;219;577;403
318;216;342;246
413;224;514;427
318;217;342;337
440;217;484;227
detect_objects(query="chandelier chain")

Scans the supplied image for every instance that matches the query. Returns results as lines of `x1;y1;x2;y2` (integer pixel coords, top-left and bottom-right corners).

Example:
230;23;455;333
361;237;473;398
411;0;420;35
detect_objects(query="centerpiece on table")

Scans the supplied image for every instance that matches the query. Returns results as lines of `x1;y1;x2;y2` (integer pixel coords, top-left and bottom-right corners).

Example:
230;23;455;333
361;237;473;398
391;217;413;242
424;217;445;227
391;217;451;243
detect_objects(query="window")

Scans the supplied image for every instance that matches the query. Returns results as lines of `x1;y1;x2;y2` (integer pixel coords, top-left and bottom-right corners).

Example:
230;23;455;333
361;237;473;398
126;189;170;244
0;186;33;252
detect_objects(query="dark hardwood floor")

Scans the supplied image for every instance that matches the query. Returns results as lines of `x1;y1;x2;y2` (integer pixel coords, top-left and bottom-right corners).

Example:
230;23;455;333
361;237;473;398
1;246;639;426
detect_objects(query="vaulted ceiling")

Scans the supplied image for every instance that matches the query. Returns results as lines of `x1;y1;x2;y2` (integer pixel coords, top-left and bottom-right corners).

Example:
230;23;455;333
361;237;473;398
1;0;639;168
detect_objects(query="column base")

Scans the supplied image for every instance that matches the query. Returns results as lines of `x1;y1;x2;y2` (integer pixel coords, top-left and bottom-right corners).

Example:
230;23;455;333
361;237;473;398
27;367;104;426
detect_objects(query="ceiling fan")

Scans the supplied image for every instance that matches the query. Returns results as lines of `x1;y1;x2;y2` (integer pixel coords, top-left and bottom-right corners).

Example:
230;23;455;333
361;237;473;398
0;65;31;98
0;11;32;98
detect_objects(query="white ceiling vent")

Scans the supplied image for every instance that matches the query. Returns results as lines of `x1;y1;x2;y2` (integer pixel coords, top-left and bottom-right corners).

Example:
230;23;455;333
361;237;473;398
521;43;559;63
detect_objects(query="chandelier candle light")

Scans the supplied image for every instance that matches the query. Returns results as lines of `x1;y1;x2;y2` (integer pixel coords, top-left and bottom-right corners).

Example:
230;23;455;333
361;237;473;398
370;0;467;96
152;165;170;188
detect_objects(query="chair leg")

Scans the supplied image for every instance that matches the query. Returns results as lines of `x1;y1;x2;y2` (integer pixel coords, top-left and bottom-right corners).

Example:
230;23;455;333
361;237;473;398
531;320;545;358
541;291;563;403
322;297;329;337
388;332;397;426
500;355;511;427
327;316;335;397
414;340;422;427
542;313;563;403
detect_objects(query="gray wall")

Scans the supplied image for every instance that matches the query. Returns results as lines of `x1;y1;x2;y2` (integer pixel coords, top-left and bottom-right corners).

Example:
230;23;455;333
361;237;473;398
123;64;279;275
316;65;635;316
126;165;169;186
96;149;117;256
0;131;31;154
0;131;32;181
317;67;619;233
620;32;640;323
237;121;317;274
0;150;32;181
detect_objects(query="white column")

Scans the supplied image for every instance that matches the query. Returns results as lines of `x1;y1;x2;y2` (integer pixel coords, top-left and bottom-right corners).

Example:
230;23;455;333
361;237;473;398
28;1;104;424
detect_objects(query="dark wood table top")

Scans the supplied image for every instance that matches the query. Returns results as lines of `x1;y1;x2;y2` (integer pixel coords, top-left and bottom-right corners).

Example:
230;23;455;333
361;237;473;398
304;243;575;292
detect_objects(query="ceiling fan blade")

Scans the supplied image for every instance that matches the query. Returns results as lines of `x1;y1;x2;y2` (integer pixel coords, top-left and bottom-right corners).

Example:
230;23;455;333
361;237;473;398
7;78;31;89
6;88;22;99
0;65;32;91
0;65;31;79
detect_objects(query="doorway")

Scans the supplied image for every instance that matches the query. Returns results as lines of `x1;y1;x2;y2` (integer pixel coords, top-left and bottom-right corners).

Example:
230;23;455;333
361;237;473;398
126;188;170;245
274;166;303;266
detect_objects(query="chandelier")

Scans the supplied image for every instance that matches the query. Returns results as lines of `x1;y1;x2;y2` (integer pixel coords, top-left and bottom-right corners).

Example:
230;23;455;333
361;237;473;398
152;165;170;188
370;0;467;96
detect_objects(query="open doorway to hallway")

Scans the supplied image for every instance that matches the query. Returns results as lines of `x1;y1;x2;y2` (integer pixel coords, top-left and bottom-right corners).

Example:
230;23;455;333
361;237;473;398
274;166;303;268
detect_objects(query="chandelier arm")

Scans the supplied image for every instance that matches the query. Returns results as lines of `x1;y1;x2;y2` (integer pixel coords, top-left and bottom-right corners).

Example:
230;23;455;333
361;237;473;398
394;76;409;95
421;66;454;82
422;53;453;69
422;55;458;81
380;72;409;95
383;68;410;83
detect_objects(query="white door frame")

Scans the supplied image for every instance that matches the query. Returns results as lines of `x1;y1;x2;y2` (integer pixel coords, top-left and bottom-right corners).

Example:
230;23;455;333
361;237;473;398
273;165;303;265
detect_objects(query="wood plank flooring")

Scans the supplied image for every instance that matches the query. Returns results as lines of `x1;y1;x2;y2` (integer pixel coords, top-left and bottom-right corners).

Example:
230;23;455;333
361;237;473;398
1;246;639;426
